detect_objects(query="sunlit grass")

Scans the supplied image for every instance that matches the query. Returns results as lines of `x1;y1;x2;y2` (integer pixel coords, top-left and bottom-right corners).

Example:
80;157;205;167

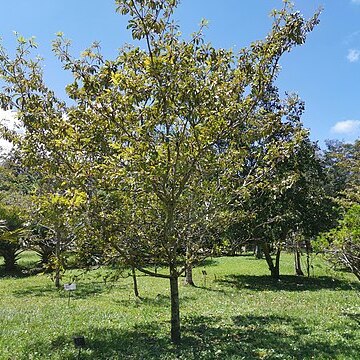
0;252;359;359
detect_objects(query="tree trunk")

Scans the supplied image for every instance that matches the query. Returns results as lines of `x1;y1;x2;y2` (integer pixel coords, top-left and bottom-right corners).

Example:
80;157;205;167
184;263;195;286
263;242;273;273
54;237;61;288
255;241;263;259
305;240;311;277
184;245;195;286
131;266;140;297
274;247;281;279
294;249;304;276
55;266;61;288
263;242;281;279
169;270;181;344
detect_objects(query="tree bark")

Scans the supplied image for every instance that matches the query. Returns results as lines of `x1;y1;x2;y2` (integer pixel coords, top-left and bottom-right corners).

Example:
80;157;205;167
131;266;140;298
263;242;281;279
169;269;181;344
294;249;304;276
255;240;263;259
54;237;61;288
305;240;311;277
184;245;195;286
274;247;281;279
184;263;195;286
55;267;61;288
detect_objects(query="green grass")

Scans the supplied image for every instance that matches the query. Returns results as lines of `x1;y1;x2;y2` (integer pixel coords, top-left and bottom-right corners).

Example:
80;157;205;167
0;252;359;359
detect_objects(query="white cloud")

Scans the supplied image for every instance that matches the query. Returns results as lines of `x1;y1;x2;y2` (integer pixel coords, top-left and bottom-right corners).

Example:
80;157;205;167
331;120;360;134
344;30;360;46
0;109;19;154
347;49;360;62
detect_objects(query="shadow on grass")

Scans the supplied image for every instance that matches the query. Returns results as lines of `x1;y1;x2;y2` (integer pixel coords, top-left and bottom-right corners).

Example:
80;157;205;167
343;312;360;325
114;294;197;308
0;265;42;279
12;282;119;299
41;313;359;360
70;282;117;299
183;314;359;359
197;258;219;268
217;274;360;292
114;293;170;308
47;323;171;360
12;284;56;297
193;285;227;295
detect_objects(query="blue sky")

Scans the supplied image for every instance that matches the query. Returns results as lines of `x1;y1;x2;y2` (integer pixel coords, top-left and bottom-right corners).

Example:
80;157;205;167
0;0;359;148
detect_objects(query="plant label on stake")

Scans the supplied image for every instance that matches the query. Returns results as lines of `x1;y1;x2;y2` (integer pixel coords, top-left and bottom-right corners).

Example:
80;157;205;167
64;283;76;305
64;283;76;291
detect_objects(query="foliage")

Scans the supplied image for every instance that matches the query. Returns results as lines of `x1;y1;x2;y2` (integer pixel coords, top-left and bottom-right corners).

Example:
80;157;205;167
316;139;360;280
0;159;31;271
227;135;337;278
316;204;360;281
29;189;87;286
322;139;360;206
0;203;27;271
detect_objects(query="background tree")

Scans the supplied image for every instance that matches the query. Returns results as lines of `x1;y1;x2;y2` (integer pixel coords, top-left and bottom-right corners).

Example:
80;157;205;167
322;140;359;198
228;133;336;279
315;139;359;280
316;204;360;281
277;138;337;277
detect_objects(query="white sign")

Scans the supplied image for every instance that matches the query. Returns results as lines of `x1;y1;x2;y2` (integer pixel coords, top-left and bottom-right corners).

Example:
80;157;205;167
64;283;76;291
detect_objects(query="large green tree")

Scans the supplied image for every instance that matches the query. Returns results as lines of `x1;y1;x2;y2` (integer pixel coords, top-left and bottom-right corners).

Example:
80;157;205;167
322;139;360;205
226;112;335;278
317;204;360;281
0;0;319;343
315;139;359;280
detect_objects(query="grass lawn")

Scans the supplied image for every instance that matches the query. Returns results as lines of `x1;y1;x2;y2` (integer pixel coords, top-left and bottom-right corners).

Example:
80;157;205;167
0;252;359;359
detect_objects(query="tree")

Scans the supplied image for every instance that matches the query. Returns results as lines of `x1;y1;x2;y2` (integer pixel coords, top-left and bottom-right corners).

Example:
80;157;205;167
0;0;320;343
275;138;337;277
316;204;360;281
315;139;359;280
29;191;85;287
228;134;336;279
322;140;359;198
